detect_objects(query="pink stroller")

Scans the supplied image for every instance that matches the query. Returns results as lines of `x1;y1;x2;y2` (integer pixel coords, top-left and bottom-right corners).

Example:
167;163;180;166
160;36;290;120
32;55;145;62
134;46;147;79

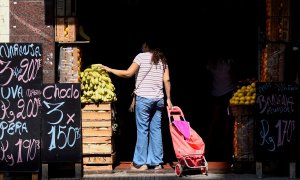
167;106;208;177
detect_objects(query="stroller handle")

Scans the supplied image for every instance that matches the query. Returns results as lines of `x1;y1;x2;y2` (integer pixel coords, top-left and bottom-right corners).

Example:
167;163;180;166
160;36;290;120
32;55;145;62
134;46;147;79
167;106;184;117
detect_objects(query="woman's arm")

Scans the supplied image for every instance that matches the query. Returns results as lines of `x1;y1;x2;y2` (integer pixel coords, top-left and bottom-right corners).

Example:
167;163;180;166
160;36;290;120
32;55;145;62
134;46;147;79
163;66;173;108
101;62;139;78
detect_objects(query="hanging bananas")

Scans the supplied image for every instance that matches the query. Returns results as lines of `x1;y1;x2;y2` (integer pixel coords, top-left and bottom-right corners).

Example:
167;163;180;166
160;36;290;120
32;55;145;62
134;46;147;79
80;64;117;103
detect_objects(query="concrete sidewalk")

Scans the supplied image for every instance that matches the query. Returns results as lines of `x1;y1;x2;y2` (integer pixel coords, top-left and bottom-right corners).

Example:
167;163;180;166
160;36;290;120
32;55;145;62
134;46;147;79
82;173;297;180
79;161;297;180
2;161;298;180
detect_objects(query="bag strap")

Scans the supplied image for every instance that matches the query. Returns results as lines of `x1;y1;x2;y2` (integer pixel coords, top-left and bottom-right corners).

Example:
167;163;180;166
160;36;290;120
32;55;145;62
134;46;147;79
133;64;153;94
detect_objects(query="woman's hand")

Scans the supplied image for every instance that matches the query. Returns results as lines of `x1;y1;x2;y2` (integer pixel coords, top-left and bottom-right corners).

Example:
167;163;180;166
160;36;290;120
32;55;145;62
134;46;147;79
101;65;111;73
128;95;136;112
167;99;173;109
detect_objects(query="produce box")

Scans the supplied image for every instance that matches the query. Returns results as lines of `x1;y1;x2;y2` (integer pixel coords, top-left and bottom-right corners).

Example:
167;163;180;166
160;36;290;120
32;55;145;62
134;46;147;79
55;17;76;42
81;102;117;173
58;46;81;83
82;152;116;165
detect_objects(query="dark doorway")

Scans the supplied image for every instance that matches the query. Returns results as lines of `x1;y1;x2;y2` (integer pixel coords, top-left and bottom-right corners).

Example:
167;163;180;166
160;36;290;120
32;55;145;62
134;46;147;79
76;0;260;162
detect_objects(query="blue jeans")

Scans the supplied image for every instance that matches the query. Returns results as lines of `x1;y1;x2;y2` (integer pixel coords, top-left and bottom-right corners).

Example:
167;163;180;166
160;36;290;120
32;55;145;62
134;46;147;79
133;95;164;166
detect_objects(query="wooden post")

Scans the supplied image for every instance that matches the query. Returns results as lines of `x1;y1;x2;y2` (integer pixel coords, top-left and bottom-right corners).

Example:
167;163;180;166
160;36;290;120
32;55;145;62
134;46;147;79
42;164;48;180
256;161;263;179
0;173;4;180
289;162;296;179
32;173;38;180
75;163;82;178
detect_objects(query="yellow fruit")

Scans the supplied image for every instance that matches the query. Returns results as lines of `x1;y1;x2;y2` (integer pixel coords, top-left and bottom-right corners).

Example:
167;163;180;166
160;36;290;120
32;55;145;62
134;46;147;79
238;100;245;105
245;96;251;101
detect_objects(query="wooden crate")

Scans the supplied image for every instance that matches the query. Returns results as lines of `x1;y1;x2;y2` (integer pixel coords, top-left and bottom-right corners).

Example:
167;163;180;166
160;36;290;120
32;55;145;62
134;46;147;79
83;164;113;173
82;136;111;144
81;102;114;154
82;102;116;171
82;152;116;165
81;103;112;120
82;126;112;137
82;103;112;111
58;46;81;83
55;17;76;42
82;119;111;128
82;138;115;155
81;111;111;120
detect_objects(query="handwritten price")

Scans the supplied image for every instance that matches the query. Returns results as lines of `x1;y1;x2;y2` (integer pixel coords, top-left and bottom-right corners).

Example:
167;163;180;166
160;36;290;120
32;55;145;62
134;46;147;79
0;139;40;166
0;97;41;122
259;119;295;152
0;58;41;86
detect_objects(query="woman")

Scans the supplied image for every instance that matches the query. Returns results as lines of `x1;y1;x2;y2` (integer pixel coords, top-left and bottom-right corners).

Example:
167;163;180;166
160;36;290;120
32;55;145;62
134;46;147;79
101;40;173;170
206;56;237;161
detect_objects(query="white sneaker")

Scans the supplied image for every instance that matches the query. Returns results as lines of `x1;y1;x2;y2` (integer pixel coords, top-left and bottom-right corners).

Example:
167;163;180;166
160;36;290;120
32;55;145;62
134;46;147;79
130;163;148;170
154;165;163;170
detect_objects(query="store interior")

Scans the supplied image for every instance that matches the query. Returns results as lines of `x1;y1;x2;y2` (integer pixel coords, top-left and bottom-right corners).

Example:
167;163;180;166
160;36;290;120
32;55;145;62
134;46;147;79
74;0;300;162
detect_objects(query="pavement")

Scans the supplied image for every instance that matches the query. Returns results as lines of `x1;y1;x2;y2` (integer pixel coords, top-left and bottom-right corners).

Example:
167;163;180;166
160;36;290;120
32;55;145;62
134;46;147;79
80;162;299;180
2;161;299;180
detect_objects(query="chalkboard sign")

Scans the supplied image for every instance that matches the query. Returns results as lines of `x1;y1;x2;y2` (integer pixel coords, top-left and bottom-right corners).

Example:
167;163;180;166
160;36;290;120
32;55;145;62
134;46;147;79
41;83;82;162
0;43;43;172
255;82;298;161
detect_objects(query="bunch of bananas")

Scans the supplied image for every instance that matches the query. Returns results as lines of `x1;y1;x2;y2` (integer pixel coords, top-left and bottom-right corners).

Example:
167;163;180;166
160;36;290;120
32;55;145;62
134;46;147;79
80;64;117;103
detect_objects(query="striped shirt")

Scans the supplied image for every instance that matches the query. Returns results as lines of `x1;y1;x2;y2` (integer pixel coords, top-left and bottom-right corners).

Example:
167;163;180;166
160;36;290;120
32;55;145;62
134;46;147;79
133;52;165;99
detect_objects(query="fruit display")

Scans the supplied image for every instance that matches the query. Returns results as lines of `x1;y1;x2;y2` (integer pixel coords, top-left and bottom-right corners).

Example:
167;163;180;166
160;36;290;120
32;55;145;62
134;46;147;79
229;80;257;106
233;114;255;161
58;46;82;83
230;79;256;161
55;17;76;42
265;0;290;42
80;64;117;103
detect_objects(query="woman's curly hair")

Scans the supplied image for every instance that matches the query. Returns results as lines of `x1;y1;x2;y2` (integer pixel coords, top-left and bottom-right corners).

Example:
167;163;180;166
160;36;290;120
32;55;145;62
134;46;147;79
144;39;167;69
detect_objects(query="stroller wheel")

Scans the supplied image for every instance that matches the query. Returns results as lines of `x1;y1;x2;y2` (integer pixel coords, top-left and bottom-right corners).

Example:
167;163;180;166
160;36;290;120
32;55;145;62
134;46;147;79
201;167;205;174
201;166;208;175
175;164;183;177
205;166;209;175
204;159;209;175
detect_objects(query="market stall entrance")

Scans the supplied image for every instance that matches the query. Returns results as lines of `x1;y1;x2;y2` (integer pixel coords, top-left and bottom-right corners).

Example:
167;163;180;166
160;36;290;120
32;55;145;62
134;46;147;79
76;0;260;162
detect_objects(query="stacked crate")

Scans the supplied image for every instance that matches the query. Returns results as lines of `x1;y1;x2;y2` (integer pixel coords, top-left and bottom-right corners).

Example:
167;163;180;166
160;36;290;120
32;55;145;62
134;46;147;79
58;46;82;83
55;17;77;42
230;105;255;162
261;0;290;82
81;103;116;174
55;0;77;42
